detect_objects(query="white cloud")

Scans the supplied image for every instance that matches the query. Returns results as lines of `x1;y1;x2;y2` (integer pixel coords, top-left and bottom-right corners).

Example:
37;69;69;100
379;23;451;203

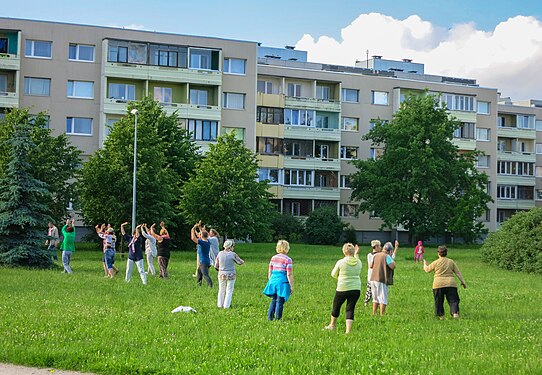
295;13;542;100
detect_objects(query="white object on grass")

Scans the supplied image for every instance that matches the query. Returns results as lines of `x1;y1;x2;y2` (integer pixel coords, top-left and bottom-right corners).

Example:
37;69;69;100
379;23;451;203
171;305;197;313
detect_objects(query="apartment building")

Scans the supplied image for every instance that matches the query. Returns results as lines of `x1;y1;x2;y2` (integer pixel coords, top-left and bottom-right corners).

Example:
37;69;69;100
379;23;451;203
2;17;539;240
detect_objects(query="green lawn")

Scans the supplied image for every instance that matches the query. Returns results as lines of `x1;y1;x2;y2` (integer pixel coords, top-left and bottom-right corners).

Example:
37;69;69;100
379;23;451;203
0;243;541;374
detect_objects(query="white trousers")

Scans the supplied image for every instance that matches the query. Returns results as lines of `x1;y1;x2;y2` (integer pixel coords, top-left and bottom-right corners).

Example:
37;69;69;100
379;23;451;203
217;278;236;308
126;259;147;284
146;253;156;276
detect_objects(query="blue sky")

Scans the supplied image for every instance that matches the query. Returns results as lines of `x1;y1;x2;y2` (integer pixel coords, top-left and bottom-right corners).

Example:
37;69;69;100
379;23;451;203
4;0;542;99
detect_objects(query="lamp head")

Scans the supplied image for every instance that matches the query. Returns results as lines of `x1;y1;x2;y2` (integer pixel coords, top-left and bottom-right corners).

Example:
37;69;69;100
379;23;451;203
130;109;139;115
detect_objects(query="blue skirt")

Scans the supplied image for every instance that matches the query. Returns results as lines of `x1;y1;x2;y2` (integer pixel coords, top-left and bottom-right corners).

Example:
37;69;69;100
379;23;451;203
263;271;291;302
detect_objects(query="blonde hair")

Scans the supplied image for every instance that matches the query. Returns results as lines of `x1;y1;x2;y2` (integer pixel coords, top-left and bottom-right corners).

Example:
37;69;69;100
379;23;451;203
371;240;381;250
276;239;290;254
342;243;355;256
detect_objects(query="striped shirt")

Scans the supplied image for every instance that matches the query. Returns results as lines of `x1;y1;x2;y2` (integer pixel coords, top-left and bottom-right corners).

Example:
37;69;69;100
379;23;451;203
268;254;293;274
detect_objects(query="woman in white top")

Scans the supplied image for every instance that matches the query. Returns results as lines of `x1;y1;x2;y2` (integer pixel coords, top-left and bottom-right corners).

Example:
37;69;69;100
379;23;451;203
214;239;244;308
141;224;158;276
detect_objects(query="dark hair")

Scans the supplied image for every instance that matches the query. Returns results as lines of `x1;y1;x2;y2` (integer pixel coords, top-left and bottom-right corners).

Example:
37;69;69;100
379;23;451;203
201;230;209;239
437;245;447;257
66;226;74;233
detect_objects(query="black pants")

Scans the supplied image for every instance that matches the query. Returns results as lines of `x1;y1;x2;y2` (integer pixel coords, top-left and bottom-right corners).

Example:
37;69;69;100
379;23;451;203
197;264;213;287
433;287;460;317
331;290;361;320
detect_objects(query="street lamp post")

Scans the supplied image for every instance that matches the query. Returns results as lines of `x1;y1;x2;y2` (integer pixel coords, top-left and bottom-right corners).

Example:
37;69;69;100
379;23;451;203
130;108;138;232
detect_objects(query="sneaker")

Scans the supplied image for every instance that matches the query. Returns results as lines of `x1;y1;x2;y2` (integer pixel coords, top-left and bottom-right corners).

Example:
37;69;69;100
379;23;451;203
323;325;336;331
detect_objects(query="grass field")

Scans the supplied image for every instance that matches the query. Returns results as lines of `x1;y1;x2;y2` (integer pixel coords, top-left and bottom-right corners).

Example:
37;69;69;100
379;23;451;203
0;243;541;374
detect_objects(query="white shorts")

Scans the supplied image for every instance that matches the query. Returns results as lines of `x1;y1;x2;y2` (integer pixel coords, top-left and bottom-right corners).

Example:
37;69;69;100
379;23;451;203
370;281;389;305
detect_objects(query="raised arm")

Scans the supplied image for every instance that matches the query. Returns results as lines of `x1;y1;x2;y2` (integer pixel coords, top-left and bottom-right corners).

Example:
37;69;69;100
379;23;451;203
190;223;199;244
120;222;128;236
391;240;399;260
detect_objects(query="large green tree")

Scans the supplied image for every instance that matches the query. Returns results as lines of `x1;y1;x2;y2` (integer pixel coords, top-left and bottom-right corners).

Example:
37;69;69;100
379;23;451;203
0;109;82;223
78;97;200;244
179;132;274;240
350;92;492;243
0;121;53;267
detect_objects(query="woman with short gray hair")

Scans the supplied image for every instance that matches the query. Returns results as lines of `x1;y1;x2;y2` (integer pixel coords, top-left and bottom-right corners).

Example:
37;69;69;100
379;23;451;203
215;239;244;308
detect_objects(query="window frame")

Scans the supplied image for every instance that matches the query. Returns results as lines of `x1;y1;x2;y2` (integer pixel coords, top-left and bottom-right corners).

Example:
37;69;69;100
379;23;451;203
24;77;51;96
223;58;246;75
68;43;95;62
108;83;136;101
341;88;359;103
372;90;389;105
66;117;93;136
222;92;246;110
25;39;52;59
341;117;359;132
67;80;94;99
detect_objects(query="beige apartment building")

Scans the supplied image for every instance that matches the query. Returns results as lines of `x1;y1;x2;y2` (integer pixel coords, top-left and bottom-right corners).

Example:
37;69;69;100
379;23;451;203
1;17;540;241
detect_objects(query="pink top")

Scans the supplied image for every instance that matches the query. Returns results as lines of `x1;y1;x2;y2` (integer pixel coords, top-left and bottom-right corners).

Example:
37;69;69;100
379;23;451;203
269;254;293;275
414;245;424;255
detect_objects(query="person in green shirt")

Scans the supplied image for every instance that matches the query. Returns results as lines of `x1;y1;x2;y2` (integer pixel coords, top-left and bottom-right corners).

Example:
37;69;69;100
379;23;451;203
60;218;76;273
323;243;362;334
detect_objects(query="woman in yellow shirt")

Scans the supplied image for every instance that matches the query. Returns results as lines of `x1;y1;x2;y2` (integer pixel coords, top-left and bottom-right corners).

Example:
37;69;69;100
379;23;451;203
424;245;467;319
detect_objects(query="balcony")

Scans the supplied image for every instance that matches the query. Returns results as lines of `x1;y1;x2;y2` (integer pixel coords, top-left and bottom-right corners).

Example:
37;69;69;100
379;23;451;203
283;186;340;200
452;138;476;151
0;53;20;71
284;125;341;141
283;156;340;171
104;98;221;120
497;150;536;163
104;62;222;86
496;175;535;186
257;92;284;108
285;96;341;112
0;91;19;108
496;199;535;210
497;126;536;139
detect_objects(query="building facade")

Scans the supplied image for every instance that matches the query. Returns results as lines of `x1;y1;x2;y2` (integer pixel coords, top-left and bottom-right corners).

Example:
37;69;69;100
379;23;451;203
1;18;540;240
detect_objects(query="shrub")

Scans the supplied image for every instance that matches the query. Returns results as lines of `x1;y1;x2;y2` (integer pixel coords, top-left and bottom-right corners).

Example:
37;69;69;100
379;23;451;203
342;225;358;245
481;208;542;274
270;212;304;242
304;207;345;245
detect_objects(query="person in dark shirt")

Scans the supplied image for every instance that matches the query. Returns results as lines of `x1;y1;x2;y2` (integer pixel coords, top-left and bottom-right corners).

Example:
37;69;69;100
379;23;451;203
191;221;213;287
121;222;147;285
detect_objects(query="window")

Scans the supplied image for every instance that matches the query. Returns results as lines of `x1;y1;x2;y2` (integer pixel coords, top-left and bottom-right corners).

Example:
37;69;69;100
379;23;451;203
340;175;351;189
0;38;7;54
477;101;490;114
476;155;489;168
106;118;120;137
108;83;135;100
0;74;7;92
107;40;147;64
316;113;331;129
453;122;475;139
190;89;209;106
188;119;218;141
222;93;245;109
476;128;490;141
497;161;534;176
224;58;246;74
24;77;51;96
29;114;50;129
25;40;52;58
316;86;330;101
442;94;475;111
68;44;95;62
67;80;94;99
537;143;542;154
284;139;312;157
149;44;187;68
257;107;284;124
497;185;516;199
66;117;92;135
257;137;283;154
341;117;358;131
258;168;280;184
222;127;245;141
340;204;358;218
257;80;273;94
284;169;312;186
517;115;534;129
370;148;384;160
536;189;542;201
154;87;173;104
284;109;315;126
341;88;359;103
189;48;219;70
287;83;301;97
340;146;358;159
518;186;534;200
372;91;389;105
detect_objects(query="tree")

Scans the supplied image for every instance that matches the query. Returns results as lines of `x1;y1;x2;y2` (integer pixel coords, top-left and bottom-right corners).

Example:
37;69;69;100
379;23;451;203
0;121;53;268
304;207;345;245
270;212;304;242
78;97;200;245
0;109;82;224
350;92;492;243
179;132;274;240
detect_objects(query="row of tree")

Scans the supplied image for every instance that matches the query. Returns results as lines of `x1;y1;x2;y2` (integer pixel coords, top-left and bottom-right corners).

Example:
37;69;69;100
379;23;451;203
0;93;492;267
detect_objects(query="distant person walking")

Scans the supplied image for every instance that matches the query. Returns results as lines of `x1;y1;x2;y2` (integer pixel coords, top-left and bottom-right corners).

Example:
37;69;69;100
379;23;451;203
424;245;467;319
60;218;76;274
263;240;294;321
324;243;362;334
215;239;244;308
46;222;60;262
